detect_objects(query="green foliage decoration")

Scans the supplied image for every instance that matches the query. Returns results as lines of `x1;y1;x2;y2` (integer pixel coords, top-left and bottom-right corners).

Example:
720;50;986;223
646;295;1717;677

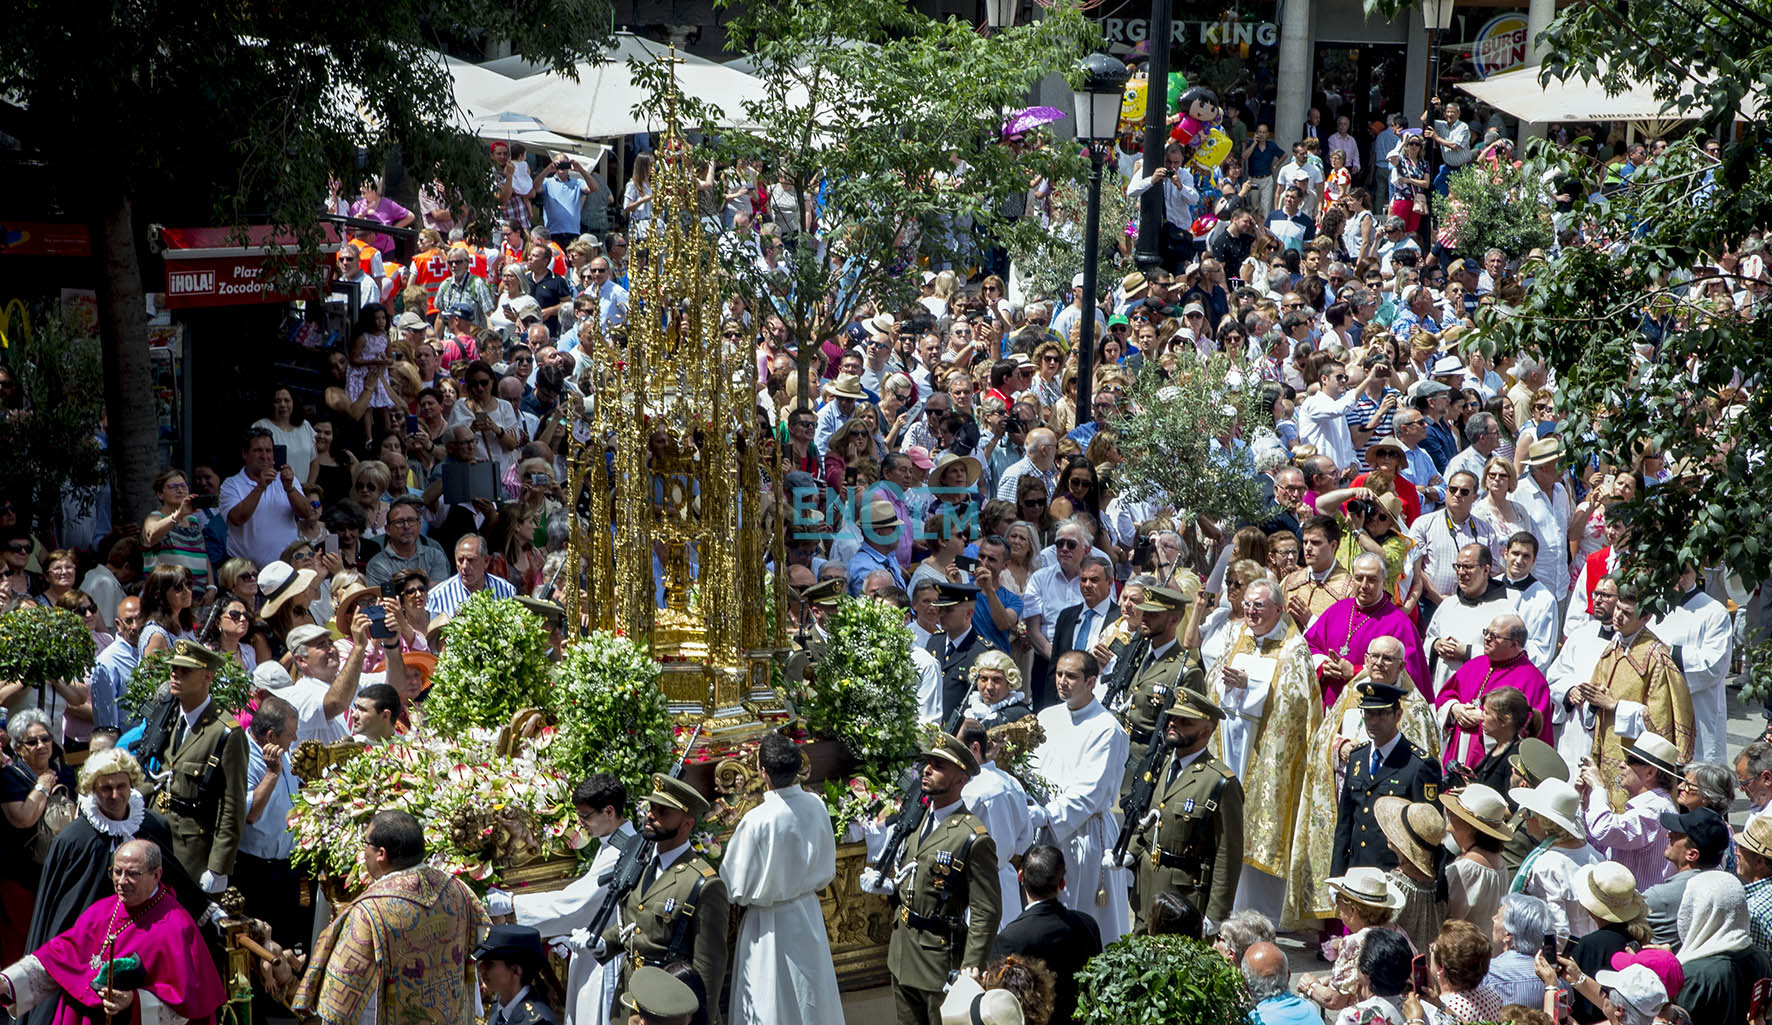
1431;162;1554;260
423;591;555;734
0;604;97;696
1112;354;1269;527
800;595;922;780
545;631;675;799
1074;933;1250;1025
124;649;253;719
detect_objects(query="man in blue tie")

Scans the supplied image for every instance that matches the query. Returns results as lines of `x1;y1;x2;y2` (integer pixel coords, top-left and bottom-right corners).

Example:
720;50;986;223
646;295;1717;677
1330;674;1442;876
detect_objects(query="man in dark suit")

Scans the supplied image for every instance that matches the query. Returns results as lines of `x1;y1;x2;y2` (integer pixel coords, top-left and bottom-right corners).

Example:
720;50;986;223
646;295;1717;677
992;843;1102;1025
1331;677;1442;876
1045;556;1119;710
923;581;997;726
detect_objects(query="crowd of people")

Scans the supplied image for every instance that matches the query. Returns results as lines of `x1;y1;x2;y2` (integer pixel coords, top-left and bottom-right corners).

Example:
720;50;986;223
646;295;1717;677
0;55;1765;1025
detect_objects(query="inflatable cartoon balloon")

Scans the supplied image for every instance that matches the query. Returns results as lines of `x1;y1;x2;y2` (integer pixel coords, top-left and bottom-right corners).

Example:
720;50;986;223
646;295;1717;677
1166;72;1189;114
1167;85;1222;146
1191;125;1232;170
1120;77;1149;130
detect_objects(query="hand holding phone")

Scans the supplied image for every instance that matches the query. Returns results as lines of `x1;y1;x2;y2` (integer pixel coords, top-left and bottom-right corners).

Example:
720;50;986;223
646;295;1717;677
1410;953;1430;995
365;603;396;640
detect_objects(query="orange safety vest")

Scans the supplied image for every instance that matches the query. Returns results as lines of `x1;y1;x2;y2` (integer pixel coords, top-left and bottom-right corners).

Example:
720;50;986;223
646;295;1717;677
410;248;452;313
448;241;490;280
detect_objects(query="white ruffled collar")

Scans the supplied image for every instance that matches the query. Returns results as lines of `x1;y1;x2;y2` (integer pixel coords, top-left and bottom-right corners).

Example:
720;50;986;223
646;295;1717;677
80;790;145;838
965;691;1026;718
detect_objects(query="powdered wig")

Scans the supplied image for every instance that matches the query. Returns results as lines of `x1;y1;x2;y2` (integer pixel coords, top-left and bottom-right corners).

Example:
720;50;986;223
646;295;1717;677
968;649;1023;692
79;747;148;795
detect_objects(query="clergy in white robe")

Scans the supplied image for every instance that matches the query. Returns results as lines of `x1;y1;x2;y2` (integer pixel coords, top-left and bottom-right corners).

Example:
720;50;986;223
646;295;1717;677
507;790;637;1025
720;737;843;1025
1546;576;1622;768
1031;649;1132;944
1421;547;1515;695
1204;579;1320;922
958;725;1037;932
1652;570;1734;764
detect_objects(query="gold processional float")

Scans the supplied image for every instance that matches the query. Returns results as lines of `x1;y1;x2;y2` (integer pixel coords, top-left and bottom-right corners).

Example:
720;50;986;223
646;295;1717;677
280;61;899;993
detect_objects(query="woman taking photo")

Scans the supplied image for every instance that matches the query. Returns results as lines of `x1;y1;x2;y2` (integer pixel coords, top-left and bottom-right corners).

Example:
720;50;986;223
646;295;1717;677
448;360;521;474
143;469;212;590
1;708;78;959
138;564;197;658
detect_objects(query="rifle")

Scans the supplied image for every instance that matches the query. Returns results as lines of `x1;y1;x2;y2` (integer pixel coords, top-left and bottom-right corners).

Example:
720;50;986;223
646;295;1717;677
1112;710;1169;867
1101;634;1144;711
588;722;702;961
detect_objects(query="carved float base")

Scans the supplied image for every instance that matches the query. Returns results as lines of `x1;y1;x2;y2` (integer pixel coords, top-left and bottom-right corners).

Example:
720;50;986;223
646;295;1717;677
822;841;893;991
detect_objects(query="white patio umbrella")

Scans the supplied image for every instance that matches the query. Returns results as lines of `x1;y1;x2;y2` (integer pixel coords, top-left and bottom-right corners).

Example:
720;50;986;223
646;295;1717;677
1457;63;1762;129
476;39;776;138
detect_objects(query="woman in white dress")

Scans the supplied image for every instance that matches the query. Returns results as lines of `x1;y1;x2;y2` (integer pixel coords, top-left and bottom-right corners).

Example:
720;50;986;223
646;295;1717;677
1441;784;1511;934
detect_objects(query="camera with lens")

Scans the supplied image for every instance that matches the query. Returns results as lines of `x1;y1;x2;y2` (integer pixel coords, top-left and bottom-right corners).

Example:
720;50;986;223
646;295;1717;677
1131;532;1158;570
1346;498;1376;519
1002;414;1025;435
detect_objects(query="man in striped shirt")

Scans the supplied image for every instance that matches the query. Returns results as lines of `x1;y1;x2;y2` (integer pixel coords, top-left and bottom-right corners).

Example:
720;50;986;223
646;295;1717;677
425;534;516;617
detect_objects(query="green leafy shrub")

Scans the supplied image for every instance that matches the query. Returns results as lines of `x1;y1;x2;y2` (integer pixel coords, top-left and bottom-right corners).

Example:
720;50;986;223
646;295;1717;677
423;591;554;734
1114;354;1268;527
1075;933;1250;1025
801;596;921;780
124;649;253;719
545;631;674;799
0;604;96;697
1432;162;1554;260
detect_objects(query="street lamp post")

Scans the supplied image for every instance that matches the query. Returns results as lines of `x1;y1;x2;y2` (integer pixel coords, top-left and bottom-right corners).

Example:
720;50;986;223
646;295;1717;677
1072;53;1131;421
1133;0;1173;272
1420;0;1456;114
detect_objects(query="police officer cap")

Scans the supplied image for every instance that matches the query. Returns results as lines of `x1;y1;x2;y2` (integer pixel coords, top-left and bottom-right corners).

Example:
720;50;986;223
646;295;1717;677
799;578;845;607
930;581;982;607
472;924;547;966
1168;687;1226;721
514;595;566;627
645;774;711;820
621;965;700;1018
1134;584;1191;613
167;639;225;672
1508;737;1570;786
1356;681;1407;710
925;731;981;775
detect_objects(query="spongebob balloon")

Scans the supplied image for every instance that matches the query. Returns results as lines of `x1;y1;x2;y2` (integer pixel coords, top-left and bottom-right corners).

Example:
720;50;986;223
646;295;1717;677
1191;125;1232;170
1120;77;1149;131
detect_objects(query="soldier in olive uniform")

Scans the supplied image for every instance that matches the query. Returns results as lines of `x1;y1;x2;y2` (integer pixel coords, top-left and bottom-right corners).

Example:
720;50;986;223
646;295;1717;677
600;775;730;1025
1331;682;1443;876
1117;583;1206;805
151;640;248;889
884;733;1002;1025
474;925;562;1025
786;578;844;682
1125;688;1244;926
924;582;999;727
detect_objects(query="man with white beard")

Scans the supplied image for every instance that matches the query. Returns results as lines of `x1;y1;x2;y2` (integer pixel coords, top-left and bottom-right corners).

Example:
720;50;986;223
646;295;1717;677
1546;575;1621;766
1031;650;1131;943
1652;564;1735;764
719;733;843;1025
958;721;1037;932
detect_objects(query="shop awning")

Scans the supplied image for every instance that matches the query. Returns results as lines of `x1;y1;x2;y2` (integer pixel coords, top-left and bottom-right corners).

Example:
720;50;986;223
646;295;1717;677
156;225;337;309
1456;64;1762;125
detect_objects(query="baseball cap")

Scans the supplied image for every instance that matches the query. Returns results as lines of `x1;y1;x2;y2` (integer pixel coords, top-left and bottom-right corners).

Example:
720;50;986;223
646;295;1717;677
1591;964;1667;1025
1658;806;1729;861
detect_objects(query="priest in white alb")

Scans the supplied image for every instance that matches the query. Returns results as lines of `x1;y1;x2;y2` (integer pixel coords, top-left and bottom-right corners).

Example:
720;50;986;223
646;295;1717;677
1031;648;1131;944
1546;574;1621;767
1421;544;1515;696
487;773;637;1025
720;733;843;1025
958;721;1037;932
1204;576;1319;922
1652;564;1734;764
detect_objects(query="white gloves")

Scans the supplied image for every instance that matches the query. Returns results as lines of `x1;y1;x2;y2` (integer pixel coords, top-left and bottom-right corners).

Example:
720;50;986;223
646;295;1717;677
484;888;515;918
858;867;896;896
199;871;228;894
